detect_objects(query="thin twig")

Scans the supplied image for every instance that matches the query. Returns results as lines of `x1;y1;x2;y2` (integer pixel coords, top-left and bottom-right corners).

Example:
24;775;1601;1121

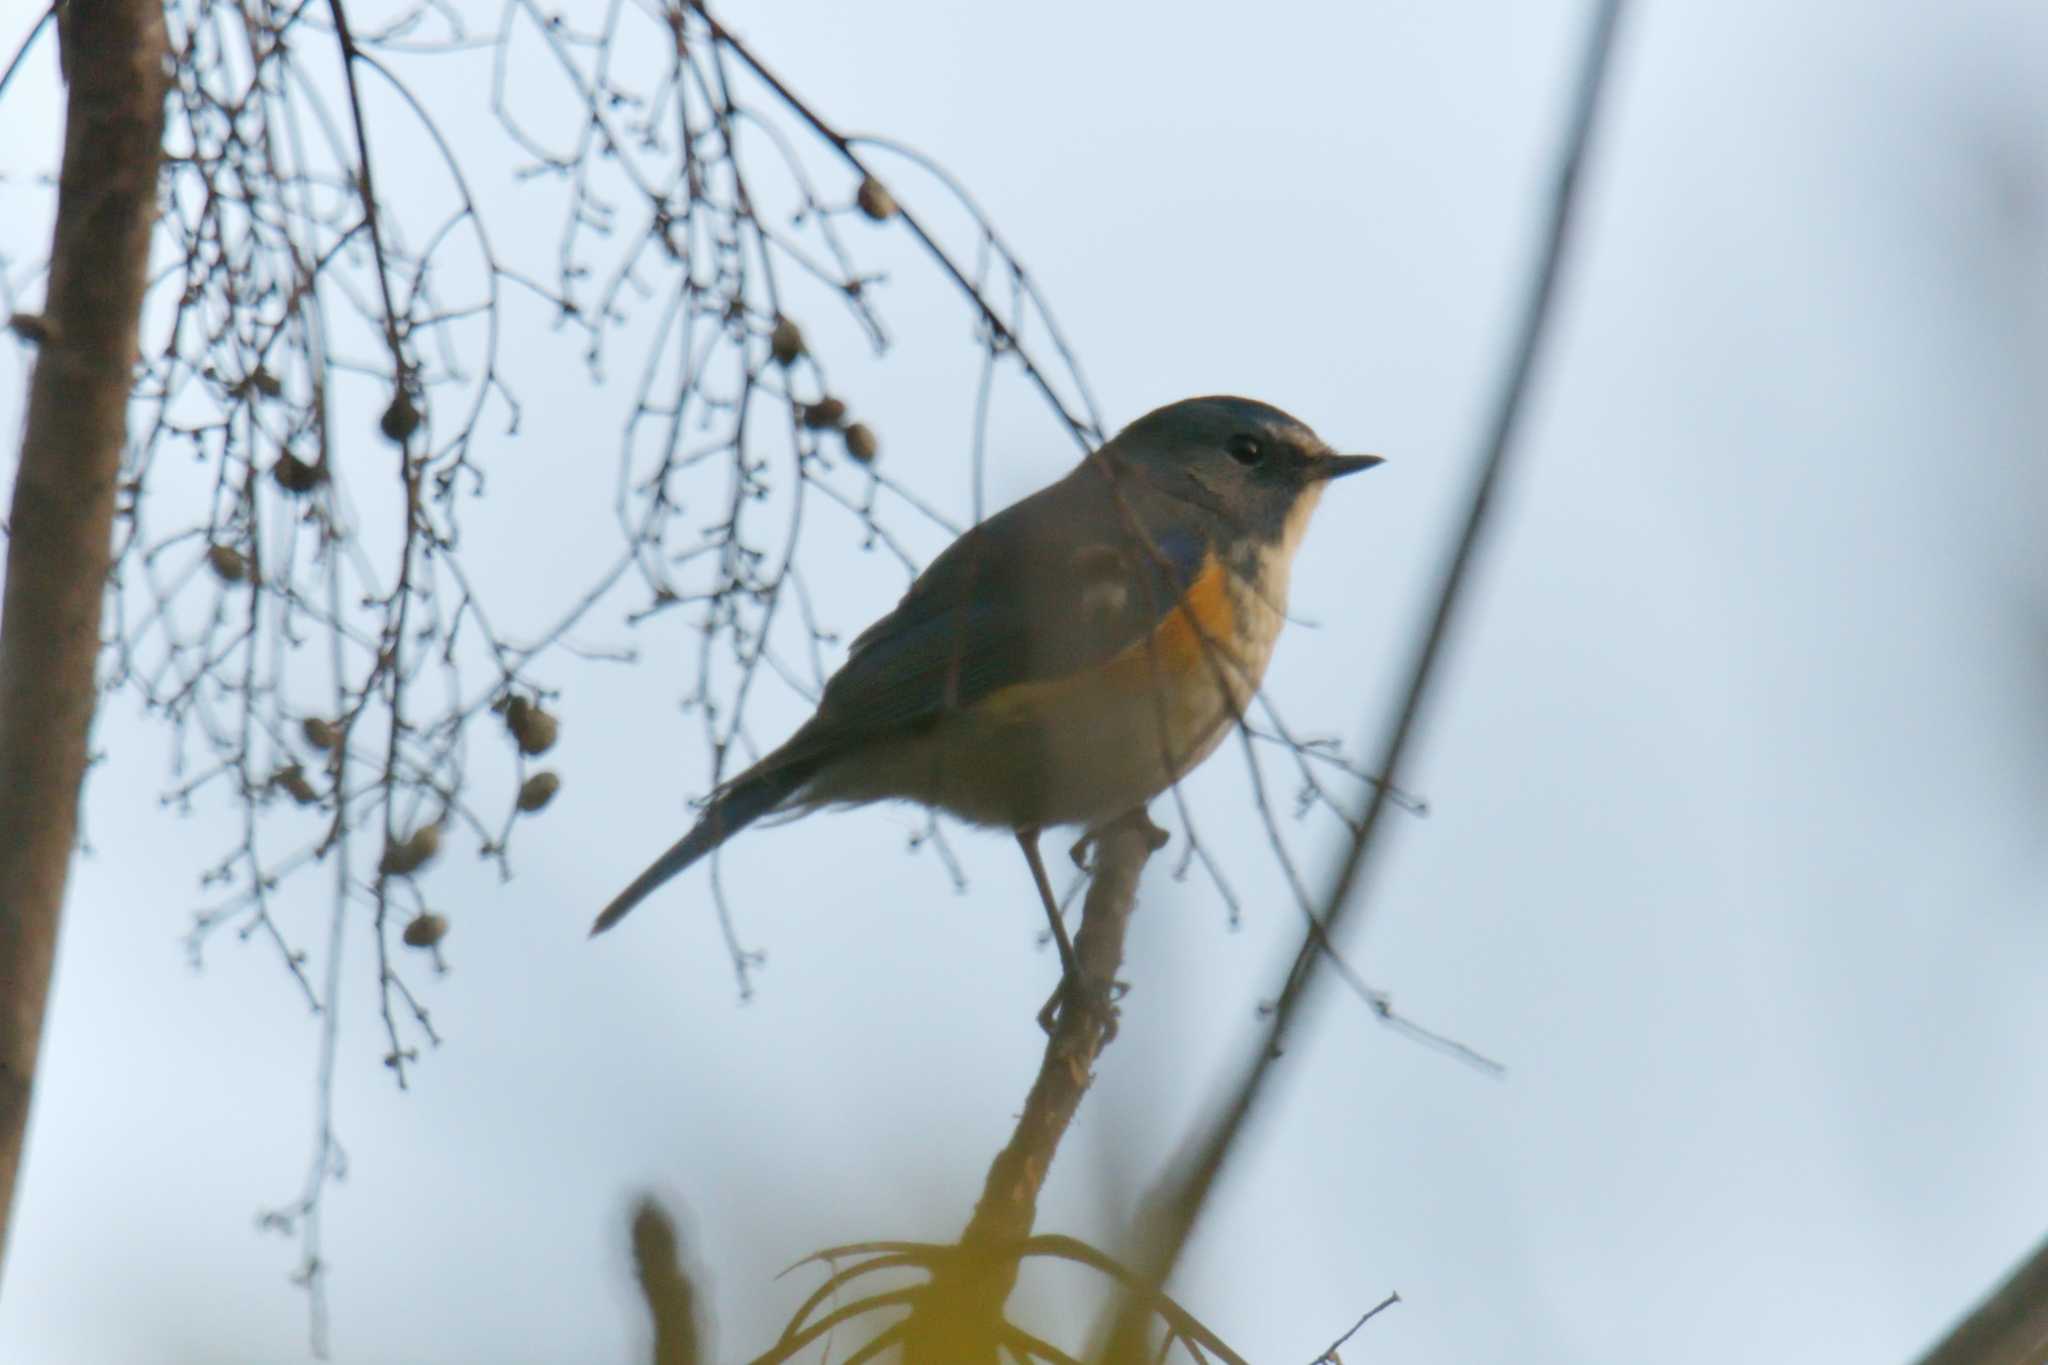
1309;1291;1400;1364
0;3;55;108
323;0;405;368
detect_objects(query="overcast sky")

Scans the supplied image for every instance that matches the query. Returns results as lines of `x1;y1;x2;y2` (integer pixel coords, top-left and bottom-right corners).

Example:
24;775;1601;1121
2;1;2045;1362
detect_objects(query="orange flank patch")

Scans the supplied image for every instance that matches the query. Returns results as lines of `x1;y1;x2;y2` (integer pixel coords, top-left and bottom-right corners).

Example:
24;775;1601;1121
972;554;1240;723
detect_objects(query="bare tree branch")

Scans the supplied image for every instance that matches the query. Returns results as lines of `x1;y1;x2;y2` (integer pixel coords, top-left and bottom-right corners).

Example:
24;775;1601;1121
0;0;170;1273
905;813;1159;1358
1;1;1469;1352
1913;1232;2048;1365
1104;0;1631;1338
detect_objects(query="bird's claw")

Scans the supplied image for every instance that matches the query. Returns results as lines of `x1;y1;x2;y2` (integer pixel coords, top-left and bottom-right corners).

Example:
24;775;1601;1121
1036;970;1126;1038
1068;807;1170;869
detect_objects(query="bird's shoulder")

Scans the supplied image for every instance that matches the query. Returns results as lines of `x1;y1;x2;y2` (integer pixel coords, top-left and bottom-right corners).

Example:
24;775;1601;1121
816;460;1216;734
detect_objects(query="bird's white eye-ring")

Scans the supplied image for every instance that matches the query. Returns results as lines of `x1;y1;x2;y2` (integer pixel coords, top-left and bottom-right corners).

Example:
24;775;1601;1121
1226;434;1265;466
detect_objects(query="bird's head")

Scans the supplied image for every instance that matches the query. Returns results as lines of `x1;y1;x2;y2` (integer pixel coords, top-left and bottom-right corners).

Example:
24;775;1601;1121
1105;395;1382;546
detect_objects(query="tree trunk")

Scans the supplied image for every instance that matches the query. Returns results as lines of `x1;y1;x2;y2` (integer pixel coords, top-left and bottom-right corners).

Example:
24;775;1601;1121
1914;1233;2048;1365
0;0;168;1275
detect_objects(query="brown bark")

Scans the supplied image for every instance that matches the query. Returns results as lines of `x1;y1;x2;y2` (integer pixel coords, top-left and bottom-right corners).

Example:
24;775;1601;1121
1914;1233;2048;1365
0;0;169;1274
959;821;1153;1250
902;815;1157;1364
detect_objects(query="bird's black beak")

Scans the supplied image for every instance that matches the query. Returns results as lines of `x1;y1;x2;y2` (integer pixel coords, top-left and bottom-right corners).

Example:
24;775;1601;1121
1317;453;1385;480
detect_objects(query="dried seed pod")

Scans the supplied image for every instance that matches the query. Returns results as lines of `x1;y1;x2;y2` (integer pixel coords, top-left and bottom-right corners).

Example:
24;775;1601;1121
272;453;323;494
379;390;421;443
843;422;878;464
402;913;448;949
856;176;897;221
516;771;561;812
769;317;804;367
206;544;247;583
801;396;848;429
380;823;442;877
273;764;319;806
301;717;340;751
514;710;558;755
506;700;558;756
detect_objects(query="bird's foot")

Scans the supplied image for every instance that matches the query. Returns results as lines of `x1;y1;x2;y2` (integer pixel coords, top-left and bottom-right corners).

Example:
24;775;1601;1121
1068;806;1171;870
1036;969;1128;1038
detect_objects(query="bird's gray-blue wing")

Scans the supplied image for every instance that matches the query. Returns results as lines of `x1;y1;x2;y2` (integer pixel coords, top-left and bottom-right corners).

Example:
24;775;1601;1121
790;481;1208;751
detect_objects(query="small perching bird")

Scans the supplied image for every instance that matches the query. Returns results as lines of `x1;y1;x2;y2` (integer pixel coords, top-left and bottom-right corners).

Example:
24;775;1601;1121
592;396;1382;1006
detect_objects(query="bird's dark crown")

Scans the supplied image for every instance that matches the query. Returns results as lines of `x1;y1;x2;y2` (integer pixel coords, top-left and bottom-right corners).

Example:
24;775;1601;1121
1115;395;1322;458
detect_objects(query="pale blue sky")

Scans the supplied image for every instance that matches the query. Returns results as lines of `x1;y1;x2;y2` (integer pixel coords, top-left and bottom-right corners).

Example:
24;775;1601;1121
1;2;2044;1362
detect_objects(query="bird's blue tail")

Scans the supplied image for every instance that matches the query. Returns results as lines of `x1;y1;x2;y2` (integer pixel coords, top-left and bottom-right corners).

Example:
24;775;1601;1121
589;759;813;936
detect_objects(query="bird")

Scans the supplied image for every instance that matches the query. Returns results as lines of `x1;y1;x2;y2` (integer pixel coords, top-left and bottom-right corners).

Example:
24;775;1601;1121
591;395;1381;1006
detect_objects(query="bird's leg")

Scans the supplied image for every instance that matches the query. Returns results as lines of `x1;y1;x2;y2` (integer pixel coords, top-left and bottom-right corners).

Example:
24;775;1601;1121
1018;828;1080;1033
1069;806;1171;870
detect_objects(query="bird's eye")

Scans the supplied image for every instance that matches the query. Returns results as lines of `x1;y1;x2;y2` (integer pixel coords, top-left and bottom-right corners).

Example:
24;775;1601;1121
1226;434;1265;466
